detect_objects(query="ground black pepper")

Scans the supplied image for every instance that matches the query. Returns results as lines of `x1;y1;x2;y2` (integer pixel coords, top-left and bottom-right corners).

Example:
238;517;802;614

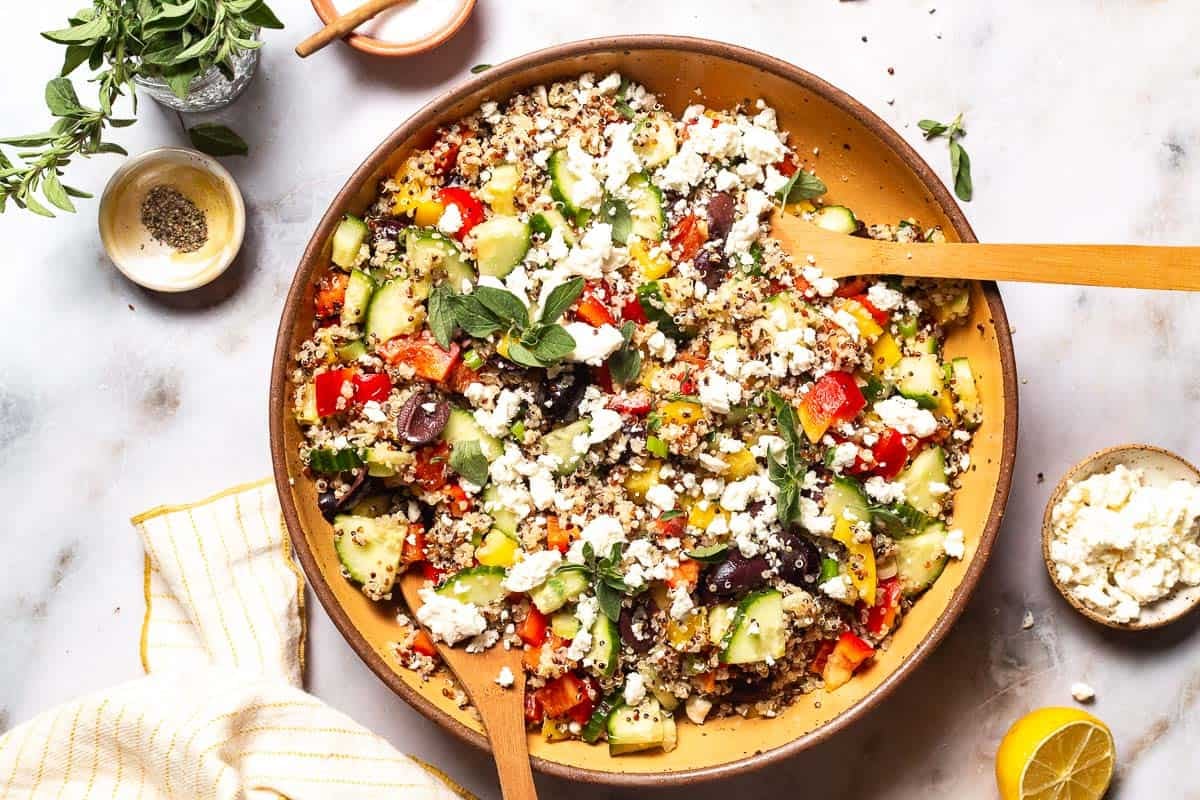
140;185;208;253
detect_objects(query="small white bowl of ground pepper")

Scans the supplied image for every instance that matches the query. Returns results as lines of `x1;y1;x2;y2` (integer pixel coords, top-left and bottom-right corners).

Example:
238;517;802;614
99;147;244;292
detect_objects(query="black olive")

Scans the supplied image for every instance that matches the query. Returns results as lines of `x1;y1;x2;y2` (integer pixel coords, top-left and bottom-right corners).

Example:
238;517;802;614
706;192;736;240
776;531;822;586
694;249;728;292
397;391;450;445
539;364;589;424
618;604;656;653
704;552;771;597
367;216;406;242
318;469;372;522
728;675;774;703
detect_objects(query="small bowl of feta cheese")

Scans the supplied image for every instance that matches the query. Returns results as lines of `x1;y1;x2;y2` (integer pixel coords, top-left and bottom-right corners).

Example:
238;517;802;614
1043;444;1200;630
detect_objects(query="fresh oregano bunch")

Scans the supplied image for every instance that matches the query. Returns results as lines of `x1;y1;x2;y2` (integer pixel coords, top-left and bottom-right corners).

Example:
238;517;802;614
0;0;283;216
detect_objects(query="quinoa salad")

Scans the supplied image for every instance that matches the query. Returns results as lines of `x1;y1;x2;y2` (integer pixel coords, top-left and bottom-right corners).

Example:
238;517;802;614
291;71;983;754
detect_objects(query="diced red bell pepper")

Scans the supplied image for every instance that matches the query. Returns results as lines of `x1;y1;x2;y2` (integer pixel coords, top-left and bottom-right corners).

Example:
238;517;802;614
546;516;575;553
863;577;902;637
566;689;596;726
314;272;349;318
411;629;439;658
518;607;549;647
535;673;588;718
413;441;450;492
443;483;472;517
592;363;614;394
433;142;460;176
401;523;427;565
621;296;649;324
609;390;652;416
679;376;697;396
669;214;708;263
420;562;445;584
443;361;480;394
850;294;889;325
810;639;836;675
436;186;485;240
379;331;462;383
654;513;687;540
870;428;909;479
798;371;866;442
665;560;701;591
315;368;353;417
833;277;869;298
822;631;875;690
775;153;799;178
524;690;544;725
574;280;616;327
352;371;392;404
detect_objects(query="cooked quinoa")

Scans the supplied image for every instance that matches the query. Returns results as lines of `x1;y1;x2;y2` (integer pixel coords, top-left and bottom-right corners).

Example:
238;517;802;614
291;71;981;753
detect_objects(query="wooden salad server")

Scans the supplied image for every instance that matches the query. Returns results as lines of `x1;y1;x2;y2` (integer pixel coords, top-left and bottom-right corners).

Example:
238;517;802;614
399;573;539;800
770;209;1200;290
295;0;407;57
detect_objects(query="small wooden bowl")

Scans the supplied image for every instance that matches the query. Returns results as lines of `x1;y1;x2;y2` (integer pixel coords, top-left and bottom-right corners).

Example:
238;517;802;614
308;0;475;57
1042;444;1200;631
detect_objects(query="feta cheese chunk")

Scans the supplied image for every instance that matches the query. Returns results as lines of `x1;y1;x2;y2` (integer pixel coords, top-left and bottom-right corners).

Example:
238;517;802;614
496;666;515;688
563;322;625;365
415;588;487;645
873;396;939;438
503;550;563;593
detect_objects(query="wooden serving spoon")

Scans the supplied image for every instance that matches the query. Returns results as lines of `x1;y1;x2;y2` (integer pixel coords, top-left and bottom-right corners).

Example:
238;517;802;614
295;0;409;58
399;572;538;800
770;209;1200;290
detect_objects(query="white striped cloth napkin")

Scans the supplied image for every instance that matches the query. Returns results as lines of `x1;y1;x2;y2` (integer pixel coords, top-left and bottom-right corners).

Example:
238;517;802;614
0;479;470;799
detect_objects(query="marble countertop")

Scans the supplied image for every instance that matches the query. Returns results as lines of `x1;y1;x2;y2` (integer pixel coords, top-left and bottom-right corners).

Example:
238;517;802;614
3;1;1199;796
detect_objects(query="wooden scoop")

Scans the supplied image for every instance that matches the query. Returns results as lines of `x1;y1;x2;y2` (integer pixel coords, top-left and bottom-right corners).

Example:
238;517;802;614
295;0;408;57
399;572;538;800
770;209;1200;290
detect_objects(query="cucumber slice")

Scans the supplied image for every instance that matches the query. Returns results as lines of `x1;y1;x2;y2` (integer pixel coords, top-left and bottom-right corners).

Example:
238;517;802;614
607;698;665;756
632;113;677;168
587;612;620;677
811;205;858;235
296;383;319;425
548;148;598;215
950;357;982;429
365;443;407;478
625;174;665;242
581;690;622;743
529;566;589;614
823;477;872;524
405;228;475;290
308;447;364;473
896;353;946;410
719;589;787;665
435;565;508;606
661;713;678;753
337;339;368;363
331;214;368;268
933;285;971;324
480;164;521;215
706;603;735;646
333;514;405;600
897;447;947;516
530;208;577;247
481;483;518;539
550;609;582;639
366;279;427;343
903;332;940;356
340;268;376;326
542;418;591;475
472;215;531;278
642;665;680;711
895;522;949;596
441;407;502;460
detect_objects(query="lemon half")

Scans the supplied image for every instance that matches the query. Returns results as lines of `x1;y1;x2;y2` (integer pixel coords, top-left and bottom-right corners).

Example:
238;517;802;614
996;707;1115;800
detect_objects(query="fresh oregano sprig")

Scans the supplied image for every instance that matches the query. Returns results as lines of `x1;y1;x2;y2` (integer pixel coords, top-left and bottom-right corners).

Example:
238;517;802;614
579;542;637;622
919;113;972;202
765;390;810;525
1;0;283;216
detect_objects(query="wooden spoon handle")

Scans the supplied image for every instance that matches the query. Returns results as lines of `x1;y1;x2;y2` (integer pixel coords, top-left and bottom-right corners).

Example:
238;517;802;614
847;241;1200;290
473;686;538;800
294;0;403;57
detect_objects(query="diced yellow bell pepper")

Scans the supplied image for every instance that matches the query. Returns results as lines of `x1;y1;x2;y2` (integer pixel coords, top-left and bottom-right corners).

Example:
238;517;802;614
935;386;958;424
630;239;673;280
785;200;817;215
871;331;903;373
687;501;726;531
412;199;446;228
541;717;573;742
832;516;876;605
638;362;662;391
836;298;883;342
496;333;515;360
721;449;758;480
660;400;704;426
390;163;428;216
797;402;828;444
480;164;521;215
666;609;708;651
475;530;519;567
623;460;663;500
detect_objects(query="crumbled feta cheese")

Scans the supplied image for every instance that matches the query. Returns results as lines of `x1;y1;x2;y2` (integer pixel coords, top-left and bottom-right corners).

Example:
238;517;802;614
874;396;939;438
646;483;677;511
1022;610;1035;630
567;595;597;661
623;672;647;706
720;477;757;512
762;165;789;196
699;453;729;473
867;283;904;311
528;463;557;510
1070;682;1095;703
361;401;387;423
657;147;706;193
646;330;677;362
739;121;787;165
718;436;745;453
474;388;524;437
698;370;743;414
800;497;833;534
597;72;622;94
688;120;741;160
669;586;695;620
415;589;487;645
724;189;773;256
944;528;965;559
602;122;644;192
496;666;515;688
437;203;463;235
563;322;625;365
819;575;855;604
564;138;603;211
802;266;838;297
569;515;626;563
685;695;713;725
830;442;860;472
864;476;907;504
714;169;740;191
503;550;563;592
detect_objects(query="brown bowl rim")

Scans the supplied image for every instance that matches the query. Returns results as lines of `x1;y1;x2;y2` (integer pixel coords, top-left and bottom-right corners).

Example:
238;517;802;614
1040;443;1200;631
269;34;1019;786
309;0;475;57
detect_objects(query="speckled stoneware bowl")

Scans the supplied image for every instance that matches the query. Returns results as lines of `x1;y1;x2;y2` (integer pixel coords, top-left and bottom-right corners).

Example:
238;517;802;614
1042;444;1200;631
269;36;1019;786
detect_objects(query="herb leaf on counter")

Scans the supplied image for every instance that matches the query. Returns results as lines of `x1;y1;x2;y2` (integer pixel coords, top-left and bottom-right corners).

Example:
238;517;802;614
187;124;248;157
919;113;973;202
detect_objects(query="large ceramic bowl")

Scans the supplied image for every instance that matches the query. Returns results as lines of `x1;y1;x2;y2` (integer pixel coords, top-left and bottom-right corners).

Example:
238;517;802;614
270;36;1018;786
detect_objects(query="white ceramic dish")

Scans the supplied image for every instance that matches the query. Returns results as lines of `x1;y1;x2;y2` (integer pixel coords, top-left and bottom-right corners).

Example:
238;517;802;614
99;147;245;293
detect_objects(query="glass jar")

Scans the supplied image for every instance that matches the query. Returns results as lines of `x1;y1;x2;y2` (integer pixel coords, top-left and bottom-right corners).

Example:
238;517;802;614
134;34;260;113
